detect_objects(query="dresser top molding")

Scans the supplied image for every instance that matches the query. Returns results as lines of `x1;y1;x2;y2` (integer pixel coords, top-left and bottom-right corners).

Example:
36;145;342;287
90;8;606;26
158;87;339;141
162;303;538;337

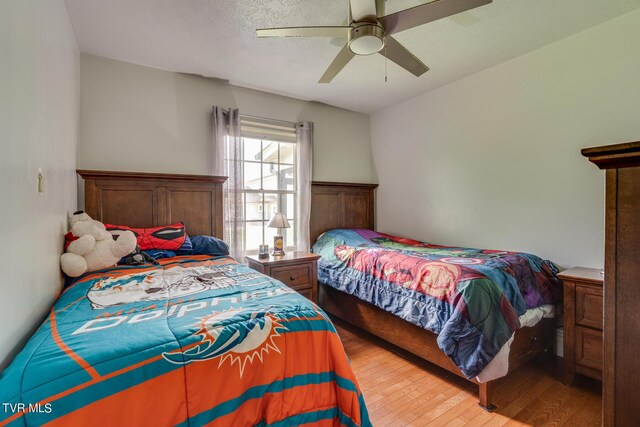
582;141;640;170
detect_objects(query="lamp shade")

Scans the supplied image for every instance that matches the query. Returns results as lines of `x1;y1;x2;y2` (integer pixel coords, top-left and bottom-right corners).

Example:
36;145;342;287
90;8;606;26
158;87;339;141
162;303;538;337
267;212;290;229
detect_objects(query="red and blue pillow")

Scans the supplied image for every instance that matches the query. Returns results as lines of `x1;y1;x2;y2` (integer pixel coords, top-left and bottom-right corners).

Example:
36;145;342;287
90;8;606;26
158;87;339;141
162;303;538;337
105;222;192;252
106;222;228;261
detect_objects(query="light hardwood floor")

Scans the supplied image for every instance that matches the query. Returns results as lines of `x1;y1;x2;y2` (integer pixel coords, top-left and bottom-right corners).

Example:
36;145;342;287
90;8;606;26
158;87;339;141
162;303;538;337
335;320;602;426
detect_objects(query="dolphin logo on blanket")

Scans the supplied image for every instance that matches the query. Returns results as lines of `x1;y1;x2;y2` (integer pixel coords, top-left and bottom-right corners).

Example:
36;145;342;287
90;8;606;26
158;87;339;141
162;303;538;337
162;308;286;377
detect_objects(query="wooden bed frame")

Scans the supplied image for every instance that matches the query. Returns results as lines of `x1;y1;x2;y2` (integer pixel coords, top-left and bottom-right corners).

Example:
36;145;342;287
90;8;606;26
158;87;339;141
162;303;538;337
76;172;554;410
310;181;555;411
77;170;227;235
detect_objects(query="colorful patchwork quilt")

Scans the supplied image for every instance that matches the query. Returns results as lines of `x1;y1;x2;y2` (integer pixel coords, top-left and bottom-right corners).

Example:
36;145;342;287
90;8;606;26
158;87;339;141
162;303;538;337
312;229;562;379
0;256;370;427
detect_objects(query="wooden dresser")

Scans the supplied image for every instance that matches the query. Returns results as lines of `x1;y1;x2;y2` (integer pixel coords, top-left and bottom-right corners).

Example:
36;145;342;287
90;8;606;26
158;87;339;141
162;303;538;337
583;141;640;427
246;252;320;302
560;267;603;384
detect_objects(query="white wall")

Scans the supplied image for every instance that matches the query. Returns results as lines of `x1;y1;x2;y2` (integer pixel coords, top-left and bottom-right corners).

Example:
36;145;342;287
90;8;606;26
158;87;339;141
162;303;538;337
78;54;376;184
0;0;79;368
371;9;640;269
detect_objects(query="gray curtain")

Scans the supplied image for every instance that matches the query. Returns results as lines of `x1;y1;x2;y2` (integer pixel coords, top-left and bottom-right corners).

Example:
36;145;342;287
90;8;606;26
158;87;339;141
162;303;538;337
295;121;314;251
212;106;245;261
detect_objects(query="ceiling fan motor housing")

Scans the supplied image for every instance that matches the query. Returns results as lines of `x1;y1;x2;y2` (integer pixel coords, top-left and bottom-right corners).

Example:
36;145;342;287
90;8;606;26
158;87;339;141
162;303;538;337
349;23;385;55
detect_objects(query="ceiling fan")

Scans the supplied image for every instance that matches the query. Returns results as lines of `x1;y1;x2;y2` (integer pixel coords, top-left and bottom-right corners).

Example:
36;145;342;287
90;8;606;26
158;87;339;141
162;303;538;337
256;0;492;83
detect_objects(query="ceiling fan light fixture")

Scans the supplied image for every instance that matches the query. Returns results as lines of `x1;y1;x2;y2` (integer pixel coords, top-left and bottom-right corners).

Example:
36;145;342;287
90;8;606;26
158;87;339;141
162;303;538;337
348;23;384;55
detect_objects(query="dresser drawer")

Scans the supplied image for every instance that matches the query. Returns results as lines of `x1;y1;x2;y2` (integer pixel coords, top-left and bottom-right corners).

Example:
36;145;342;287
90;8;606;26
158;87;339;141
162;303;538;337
576;285;603;330
575;326;603;378
271;264;312;289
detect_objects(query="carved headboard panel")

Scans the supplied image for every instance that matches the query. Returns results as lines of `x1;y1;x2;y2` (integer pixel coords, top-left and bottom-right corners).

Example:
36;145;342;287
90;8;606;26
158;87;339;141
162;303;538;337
310;181;378;245
77;170;227;238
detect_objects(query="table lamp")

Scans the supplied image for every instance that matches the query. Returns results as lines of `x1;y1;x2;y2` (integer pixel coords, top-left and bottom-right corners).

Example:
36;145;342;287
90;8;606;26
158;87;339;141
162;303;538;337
267;212;290;256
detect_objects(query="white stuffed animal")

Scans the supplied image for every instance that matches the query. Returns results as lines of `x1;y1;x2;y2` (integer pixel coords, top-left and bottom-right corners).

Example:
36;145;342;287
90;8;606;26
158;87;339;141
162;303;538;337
60;211;137;277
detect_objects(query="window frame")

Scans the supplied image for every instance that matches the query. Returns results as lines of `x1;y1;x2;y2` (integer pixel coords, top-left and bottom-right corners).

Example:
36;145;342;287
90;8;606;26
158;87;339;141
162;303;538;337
238;120;297;255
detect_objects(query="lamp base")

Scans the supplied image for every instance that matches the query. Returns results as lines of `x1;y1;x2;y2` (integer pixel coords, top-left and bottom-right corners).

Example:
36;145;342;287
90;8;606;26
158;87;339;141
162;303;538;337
272;234;285;256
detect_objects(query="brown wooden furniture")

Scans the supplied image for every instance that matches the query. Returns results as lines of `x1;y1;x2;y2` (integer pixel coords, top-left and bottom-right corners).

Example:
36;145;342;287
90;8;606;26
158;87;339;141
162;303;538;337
77;170;226;237
310;181;377;244
310;180;556;411
245;252;320;302
560;267;603;385
583;141;640;427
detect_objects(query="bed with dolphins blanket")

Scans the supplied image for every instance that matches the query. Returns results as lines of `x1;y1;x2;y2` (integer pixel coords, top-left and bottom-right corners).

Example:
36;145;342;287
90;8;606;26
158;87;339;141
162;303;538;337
0;255;370;427
312;229;563;380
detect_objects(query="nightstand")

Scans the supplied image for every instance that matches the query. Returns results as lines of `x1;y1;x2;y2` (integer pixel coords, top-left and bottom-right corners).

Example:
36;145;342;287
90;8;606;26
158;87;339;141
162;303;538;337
245;252;320;302
559;267;604;385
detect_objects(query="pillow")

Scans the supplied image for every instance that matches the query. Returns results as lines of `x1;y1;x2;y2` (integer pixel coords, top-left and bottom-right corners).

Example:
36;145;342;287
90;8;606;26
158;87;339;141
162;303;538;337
144;249;178;260
190;235;229;256
177;235;193;253
106;222;188;251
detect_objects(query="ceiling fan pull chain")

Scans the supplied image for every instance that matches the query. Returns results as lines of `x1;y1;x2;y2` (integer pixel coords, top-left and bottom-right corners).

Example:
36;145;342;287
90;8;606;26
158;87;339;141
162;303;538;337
384;38;388;83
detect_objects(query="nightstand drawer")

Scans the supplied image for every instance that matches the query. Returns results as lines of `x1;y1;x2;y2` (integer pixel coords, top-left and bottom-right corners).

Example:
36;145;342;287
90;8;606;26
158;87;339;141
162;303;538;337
272;264;312;289
576;326;602;375
576;285;603;330
245;252;319;303
295;287;314;301
559;267;604;385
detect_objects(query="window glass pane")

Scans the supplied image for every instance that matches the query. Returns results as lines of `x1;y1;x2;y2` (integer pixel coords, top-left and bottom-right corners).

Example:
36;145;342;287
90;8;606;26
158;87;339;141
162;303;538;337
245;221;264;251
263;163;279;190
244;162;261;190
265;224;277;248
276;193;295;219
262;141;279;162
245;193;263;221
280;165;295;191
285;220;295;248
280;142;295;164
244;138;262;161
262;193;278;220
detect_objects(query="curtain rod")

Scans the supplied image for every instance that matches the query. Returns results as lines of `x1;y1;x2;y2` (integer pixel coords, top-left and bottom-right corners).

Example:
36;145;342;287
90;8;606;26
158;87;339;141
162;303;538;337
216;108;302;128
239;113;297;128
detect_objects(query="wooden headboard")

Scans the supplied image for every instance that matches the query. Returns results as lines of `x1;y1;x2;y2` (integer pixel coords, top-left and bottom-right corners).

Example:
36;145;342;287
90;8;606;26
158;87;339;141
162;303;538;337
78;170;227;238
310;181;378;244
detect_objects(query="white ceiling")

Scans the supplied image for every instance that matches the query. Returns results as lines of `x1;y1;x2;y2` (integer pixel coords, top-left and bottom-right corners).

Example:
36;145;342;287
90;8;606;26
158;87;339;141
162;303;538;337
65;0;640;114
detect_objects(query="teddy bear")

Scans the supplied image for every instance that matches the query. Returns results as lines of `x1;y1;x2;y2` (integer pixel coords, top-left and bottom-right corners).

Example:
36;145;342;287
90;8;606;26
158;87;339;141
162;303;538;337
60;211;137;277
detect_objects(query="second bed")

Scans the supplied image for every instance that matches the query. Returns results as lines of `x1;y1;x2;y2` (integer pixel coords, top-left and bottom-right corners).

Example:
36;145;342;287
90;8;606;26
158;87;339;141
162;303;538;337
309;181;563;410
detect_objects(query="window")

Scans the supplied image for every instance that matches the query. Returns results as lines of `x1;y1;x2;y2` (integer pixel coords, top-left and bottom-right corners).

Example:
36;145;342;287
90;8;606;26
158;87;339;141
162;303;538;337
240;117;297;253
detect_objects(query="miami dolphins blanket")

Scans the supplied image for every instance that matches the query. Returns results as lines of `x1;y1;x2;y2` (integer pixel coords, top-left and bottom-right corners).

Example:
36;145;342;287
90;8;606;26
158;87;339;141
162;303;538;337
0;255;370;427
312;229;562;379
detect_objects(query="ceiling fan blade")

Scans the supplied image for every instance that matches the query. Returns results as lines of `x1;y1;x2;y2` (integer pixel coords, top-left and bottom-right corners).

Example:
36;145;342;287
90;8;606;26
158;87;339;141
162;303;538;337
380;36;429;77
256;26;351;38
350;0;377;21
380;0;492;35
331;18;350;46
318;44;356;83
